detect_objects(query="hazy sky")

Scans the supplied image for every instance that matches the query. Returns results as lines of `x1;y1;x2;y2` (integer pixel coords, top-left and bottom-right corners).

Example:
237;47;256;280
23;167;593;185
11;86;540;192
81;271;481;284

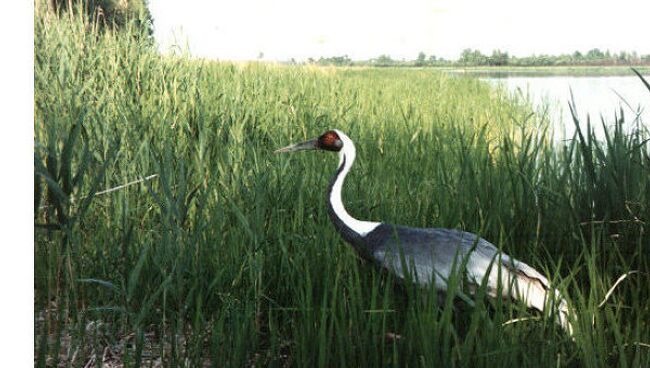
149;0;649;61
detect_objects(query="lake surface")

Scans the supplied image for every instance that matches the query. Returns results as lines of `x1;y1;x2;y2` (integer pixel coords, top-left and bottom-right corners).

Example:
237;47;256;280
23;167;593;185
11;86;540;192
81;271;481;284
480;74;650;140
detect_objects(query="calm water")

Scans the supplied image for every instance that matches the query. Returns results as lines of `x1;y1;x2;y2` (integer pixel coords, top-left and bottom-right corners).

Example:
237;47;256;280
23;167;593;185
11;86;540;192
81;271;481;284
481;74;650;140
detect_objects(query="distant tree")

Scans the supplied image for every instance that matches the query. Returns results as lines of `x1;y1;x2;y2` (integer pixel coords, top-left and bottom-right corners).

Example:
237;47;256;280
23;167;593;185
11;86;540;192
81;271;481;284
488;49;509;66
46;0;153;34
318;55;352;66
586;48;605;60
460;48;474;64
415;52;427;66
257;52;265;60
556;54;573;66
374;54;395;67
572;50;582;60
460;49;489;65
538;55;553;66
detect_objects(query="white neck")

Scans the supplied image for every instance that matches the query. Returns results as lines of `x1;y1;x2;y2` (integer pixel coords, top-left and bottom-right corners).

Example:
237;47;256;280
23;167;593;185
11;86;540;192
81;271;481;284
328;130;380;236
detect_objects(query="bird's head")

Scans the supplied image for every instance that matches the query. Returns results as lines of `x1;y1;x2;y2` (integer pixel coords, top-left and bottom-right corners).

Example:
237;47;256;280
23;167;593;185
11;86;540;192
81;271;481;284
274;130;345;154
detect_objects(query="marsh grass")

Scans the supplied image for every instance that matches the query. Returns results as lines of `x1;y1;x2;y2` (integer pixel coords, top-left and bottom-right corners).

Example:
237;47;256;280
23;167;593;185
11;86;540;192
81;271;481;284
34;5;649;367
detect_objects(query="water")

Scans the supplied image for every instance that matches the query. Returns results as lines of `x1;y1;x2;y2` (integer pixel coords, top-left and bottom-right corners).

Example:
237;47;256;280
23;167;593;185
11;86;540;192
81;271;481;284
481;74;650;140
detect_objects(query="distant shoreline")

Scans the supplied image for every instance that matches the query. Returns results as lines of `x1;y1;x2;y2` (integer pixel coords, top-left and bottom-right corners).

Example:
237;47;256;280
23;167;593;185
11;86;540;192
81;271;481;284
431;65;650;77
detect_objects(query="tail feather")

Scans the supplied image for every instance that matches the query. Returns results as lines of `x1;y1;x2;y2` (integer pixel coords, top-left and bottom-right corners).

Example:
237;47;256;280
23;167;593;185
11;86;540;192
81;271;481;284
467;239;575;336
497;256;575;336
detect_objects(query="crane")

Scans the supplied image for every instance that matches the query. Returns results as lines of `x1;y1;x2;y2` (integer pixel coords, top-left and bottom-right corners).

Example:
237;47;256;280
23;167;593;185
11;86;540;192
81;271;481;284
275;129;574;336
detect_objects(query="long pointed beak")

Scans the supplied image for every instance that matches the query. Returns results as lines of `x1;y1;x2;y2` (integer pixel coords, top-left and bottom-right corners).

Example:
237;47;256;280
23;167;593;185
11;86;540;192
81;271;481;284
274;138;319;153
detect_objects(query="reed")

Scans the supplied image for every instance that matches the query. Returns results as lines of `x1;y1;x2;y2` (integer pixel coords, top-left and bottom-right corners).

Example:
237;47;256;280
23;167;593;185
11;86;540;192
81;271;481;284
34;5;649;367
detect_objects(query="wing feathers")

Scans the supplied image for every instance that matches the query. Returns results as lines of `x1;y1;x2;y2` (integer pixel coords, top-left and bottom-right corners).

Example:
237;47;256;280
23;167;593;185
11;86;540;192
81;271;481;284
499;258;574;336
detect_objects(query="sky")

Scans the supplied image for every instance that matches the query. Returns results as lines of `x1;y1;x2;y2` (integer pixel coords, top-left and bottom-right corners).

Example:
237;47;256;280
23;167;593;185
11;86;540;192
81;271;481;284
150;0;649;61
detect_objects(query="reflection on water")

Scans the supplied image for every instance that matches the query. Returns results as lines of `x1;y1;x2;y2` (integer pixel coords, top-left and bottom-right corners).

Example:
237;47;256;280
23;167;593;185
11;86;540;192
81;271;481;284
481;74;649;140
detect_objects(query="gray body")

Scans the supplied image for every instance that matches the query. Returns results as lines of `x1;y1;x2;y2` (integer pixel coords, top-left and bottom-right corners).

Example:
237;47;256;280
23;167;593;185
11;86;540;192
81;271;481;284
367;224;503;288
366;224;556;302
326;155;551;298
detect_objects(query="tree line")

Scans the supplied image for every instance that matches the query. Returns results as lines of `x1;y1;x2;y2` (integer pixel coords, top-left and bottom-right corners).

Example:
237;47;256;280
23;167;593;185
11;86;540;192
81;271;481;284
306;48;650;67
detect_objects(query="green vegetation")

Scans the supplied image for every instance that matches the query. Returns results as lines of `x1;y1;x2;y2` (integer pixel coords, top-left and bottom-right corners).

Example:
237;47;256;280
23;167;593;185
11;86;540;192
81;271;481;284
40;0;153;34
455;48;650;67
311;49;650;69
34;6;650;367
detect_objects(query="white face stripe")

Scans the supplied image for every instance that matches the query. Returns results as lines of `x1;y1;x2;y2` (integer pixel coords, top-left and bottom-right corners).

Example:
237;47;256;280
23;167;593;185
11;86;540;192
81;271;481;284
329;130;380;236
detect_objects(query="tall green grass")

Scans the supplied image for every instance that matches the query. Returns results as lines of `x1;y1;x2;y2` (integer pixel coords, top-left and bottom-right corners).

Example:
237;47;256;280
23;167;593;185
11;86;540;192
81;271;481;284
34;6;649;367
